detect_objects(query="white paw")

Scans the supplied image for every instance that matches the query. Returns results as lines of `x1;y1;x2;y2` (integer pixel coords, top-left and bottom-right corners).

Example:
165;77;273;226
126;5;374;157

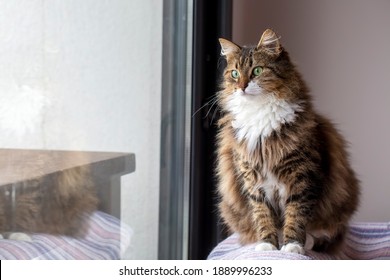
8;232;33;242
255;242;278;251
0;234;3;239
281;242;305;254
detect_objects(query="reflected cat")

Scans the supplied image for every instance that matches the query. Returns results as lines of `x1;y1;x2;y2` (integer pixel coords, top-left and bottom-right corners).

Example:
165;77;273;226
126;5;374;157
0;152;98;240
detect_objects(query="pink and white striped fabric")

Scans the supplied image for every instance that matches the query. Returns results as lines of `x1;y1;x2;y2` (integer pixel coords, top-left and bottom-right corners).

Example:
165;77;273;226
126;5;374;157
208;223;390;260
0;211;132;260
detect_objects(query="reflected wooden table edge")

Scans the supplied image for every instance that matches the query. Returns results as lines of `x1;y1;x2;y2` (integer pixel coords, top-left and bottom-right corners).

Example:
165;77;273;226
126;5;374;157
0;149;136;220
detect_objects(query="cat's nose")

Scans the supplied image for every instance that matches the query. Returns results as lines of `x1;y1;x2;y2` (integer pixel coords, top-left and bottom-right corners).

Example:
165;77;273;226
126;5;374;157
238;78;248;90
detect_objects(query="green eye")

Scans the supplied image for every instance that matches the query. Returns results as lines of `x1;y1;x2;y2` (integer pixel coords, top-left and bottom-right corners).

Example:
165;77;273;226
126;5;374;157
252;66;263;76
231;69;240;79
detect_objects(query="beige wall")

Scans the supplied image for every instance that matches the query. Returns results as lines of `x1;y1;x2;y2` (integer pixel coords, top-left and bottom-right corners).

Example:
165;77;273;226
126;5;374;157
233;0;390;222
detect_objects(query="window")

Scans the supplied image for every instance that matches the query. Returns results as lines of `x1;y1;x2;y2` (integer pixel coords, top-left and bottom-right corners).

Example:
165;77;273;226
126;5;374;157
0;0;162;260
0;0;232;260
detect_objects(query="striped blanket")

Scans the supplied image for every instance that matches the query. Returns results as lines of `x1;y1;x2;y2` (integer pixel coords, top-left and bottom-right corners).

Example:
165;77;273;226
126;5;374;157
0;211;132;260
208;223;390;260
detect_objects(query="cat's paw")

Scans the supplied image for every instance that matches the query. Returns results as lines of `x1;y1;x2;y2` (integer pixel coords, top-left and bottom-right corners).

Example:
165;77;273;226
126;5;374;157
255;242;278;251
281;242;305;254
8;232;32;242
0;234;3;239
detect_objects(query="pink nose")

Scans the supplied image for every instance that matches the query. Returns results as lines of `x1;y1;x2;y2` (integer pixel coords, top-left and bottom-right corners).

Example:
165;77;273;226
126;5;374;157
238;79;248;90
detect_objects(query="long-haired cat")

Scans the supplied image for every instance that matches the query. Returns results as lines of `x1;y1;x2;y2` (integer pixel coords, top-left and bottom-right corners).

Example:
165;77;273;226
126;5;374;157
216;29;359;255
0;151;98;241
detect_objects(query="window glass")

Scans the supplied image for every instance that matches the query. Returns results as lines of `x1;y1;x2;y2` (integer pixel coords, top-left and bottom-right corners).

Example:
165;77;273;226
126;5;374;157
0;0;163;260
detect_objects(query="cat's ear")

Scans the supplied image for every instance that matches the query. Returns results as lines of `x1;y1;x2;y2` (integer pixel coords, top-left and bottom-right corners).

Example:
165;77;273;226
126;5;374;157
257;29;282;56
219;38;241;56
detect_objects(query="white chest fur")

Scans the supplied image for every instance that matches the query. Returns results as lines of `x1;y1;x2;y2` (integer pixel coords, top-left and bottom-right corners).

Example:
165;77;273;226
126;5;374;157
257;172;287;213
226;83;301;153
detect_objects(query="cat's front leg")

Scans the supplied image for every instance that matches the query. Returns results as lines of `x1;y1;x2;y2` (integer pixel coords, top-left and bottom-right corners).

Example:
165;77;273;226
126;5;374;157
239;162;279;250
281;198;312;254
249;199;279;251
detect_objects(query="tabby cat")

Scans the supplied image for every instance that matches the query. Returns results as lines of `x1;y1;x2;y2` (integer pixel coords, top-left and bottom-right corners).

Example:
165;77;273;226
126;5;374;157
0;152;98;241
216;29;359;254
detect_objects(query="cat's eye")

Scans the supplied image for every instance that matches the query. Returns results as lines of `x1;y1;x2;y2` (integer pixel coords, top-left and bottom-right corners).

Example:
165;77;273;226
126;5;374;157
252;66;263;76
231;70;240;79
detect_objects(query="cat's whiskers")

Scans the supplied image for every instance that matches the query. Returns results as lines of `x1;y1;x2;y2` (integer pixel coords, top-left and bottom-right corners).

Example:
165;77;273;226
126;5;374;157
192;95;220;122
205;98;219;117
192;99;212;118
209;100;221;125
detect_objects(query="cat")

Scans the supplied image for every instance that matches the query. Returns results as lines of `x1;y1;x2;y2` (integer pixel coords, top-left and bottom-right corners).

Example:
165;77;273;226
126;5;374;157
0;152;98;241
216;29;359;255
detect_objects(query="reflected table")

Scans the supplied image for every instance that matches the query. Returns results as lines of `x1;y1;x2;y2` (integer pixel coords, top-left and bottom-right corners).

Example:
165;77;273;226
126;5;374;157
0;149;135;220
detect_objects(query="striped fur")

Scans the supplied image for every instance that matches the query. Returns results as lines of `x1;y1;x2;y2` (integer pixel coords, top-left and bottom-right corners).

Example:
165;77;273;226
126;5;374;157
216;29;359;254
0;153;98;238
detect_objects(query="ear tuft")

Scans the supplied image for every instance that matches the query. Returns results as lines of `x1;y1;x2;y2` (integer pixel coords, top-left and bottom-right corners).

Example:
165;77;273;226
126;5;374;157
257;29;282;55
219;38;241;56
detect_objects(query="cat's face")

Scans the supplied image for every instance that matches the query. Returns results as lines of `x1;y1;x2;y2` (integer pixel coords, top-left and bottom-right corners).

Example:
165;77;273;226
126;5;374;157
219;29;302;107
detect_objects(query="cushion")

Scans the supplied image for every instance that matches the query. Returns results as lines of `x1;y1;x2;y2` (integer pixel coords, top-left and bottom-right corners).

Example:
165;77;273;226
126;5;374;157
0;211;132;260
208;222;390;260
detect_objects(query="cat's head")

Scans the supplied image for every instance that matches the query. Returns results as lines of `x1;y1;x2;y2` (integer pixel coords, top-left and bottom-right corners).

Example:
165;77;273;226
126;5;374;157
218;29;308;108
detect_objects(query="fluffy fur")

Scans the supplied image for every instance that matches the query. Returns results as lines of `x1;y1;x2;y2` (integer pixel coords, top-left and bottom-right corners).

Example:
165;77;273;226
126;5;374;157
0;152;98;239
216;29;359;254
